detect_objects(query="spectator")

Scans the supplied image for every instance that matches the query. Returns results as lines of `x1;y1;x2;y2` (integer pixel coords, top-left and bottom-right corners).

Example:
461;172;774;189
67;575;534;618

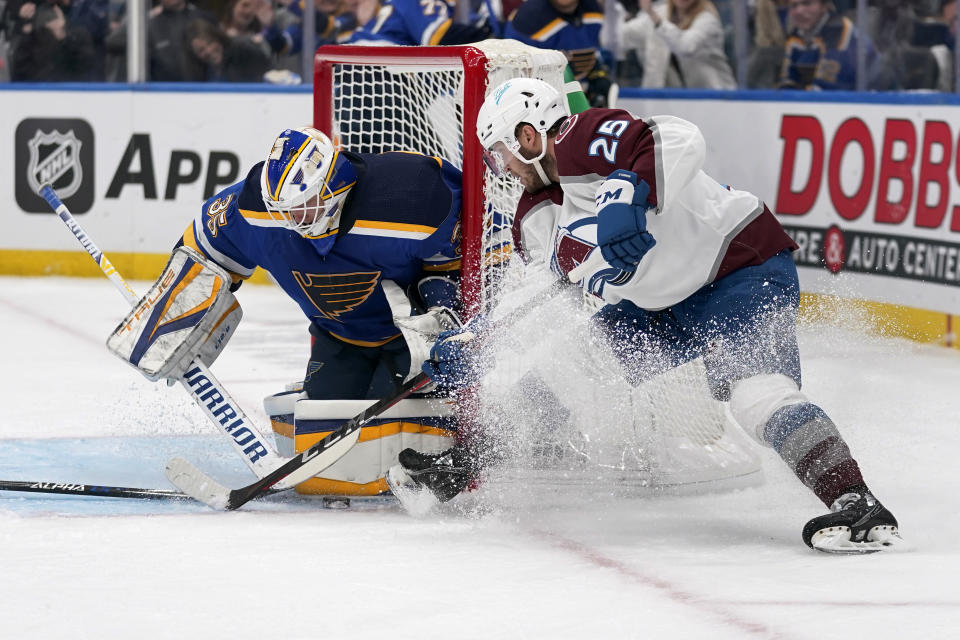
504;0;614;106
186;16;270;81
2;0;37;49
220;0;267;39
67;0;109;79
620;0;736;89
11;1;96;80
865;0;943;90
347;0;491;45
105;0;215;81
261;0;358;62
927;0;956;91
746;0;789;88
778;0;882;90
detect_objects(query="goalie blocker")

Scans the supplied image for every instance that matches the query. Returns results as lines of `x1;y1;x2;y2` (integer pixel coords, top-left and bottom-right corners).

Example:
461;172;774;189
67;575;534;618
107;247;242;382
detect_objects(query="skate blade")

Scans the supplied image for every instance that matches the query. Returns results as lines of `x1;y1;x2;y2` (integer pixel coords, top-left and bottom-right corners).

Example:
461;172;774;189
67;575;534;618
385;465;439;517
811;525;907;554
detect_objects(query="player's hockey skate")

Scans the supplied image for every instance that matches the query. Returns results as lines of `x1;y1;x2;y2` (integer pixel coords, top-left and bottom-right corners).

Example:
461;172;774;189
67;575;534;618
802;488;903;554
385;447;474;514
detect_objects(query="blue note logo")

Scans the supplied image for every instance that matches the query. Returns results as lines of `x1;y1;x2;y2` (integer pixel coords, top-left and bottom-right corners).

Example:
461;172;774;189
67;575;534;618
15;118;95;214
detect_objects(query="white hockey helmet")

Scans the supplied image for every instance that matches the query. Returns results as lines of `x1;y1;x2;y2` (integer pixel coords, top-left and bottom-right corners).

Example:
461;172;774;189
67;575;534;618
260;127;357;239
476;77;568;177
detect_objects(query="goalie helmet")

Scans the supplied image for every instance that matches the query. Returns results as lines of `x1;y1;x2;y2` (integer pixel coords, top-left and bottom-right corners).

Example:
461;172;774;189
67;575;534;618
476;78;568;177
260;127;357;240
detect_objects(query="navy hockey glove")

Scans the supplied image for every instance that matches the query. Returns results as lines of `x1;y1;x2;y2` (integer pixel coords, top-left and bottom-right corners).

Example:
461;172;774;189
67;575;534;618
421;316;489;390
595;170;656;272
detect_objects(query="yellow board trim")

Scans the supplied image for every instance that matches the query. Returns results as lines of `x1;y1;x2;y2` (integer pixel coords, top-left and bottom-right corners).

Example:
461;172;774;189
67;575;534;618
0;249;274;284
798;293;957;347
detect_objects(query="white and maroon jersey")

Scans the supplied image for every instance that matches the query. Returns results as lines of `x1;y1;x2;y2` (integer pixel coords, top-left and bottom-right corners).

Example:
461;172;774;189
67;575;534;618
515;109;796;310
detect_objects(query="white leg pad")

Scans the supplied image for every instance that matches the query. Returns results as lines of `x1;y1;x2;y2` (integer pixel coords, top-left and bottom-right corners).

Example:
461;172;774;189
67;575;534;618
729;374;808;446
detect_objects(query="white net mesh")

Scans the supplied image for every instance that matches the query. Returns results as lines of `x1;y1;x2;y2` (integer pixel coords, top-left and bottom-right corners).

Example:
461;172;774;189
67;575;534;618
315;40;761;491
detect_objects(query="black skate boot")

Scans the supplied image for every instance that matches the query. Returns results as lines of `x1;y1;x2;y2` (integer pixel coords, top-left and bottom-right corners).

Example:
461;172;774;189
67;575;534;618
802;486;902;554
386;446;475;511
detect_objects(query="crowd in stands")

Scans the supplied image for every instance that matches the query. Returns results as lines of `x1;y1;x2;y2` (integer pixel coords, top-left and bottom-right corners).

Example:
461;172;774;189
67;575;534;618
0;0;955;92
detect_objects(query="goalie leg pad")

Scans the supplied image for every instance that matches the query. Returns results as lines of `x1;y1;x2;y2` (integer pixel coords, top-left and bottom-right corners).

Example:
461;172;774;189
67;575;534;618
107;247;241;382
287;397;457;496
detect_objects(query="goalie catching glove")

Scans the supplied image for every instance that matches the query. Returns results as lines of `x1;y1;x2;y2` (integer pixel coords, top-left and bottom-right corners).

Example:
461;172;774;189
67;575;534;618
106;246;242;382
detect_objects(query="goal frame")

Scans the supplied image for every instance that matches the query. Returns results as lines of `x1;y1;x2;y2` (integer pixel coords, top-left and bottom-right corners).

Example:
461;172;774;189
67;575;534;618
313;45;491;318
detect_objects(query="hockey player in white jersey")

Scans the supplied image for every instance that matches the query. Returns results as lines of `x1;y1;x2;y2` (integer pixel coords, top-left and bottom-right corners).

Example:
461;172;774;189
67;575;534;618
391;78;903;554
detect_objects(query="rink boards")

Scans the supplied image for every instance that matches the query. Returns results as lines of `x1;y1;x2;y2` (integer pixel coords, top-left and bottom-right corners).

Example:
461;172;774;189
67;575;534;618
3;85;960;343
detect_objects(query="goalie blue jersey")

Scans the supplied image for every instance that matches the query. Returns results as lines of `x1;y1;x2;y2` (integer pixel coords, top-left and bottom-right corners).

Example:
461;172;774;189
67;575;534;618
181;151;463;346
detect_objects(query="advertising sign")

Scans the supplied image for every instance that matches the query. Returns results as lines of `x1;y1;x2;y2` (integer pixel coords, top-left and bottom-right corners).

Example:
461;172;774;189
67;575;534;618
1;88;312;260
621;94;960;315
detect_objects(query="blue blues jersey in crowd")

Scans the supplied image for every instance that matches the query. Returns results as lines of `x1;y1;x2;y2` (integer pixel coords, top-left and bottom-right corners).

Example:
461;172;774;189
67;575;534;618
780;12;876;91
348;0;456;45
181;152;462;346
504;0;604;79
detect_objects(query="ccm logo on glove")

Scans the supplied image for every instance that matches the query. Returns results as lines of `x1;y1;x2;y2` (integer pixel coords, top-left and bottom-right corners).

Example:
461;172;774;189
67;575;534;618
595;170;656;272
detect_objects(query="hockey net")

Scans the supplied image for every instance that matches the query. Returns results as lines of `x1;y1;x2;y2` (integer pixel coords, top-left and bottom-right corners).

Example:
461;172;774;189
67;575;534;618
313;40;761;492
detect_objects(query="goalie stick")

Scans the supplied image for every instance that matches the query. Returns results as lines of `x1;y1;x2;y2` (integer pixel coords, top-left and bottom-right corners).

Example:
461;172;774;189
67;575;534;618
38;184;284;481
164;275;577;510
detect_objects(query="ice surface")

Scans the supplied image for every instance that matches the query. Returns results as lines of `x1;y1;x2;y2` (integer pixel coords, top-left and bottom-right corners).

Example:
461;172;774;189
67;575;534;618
1;276;958;639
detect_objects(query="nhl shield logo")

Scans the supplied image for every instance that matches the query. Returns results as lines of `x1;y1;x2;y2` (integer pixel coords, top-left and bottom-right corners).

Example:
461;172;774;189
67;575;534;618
15;117;94;214
27;129;84;198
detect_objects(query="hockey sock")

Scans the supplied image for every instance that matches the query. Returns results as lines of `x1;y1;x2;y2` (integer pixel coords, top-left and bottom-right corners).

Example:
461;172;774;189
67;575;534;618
763;402;866;506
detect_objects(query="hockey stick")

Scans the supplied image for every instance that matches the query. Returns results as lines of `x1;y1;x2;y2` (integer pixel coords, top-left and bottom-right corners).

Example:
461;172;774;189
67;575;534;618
164;275;577;510
38;184;284;480
0;479;190;500
0;479;286;501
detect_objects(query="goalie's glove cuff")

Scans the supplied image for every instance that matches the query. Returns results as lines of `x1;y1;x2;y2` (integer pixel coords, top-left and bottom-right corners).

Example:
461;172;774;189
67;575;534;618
595;170;656;272
421;315;490;390
393;306;462;336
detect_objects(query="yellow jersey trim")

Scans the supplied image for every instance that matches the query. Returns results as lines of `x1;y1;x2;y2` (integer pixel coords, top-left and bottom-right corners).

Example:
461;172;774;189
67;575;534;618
328;330;402;347
352;219;437;234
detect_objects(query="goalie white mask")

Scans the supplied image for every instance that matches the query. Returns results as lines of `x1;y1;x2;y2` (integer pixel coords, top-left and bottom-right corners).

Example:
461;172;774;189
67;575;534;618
476;78;568;178
260;127;357;243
